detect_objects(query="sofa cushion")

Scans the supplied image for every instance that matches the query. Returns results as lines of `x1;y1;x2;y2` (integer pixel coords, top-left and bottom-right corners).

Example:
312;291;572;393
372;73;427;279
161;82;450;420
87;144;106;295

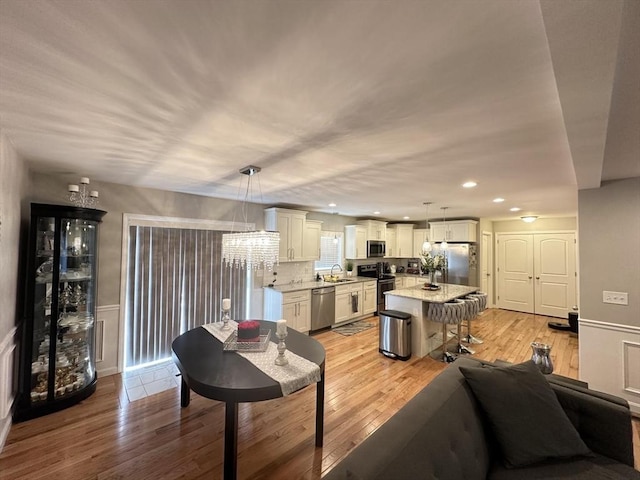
459;360;591;468
488;454;640;479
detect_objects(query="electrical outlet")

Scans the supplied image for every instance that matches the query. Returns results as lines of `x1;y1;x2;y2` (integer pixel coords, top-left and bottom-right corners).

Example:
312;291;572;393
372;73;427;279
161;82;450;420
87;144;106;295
603;291;628;305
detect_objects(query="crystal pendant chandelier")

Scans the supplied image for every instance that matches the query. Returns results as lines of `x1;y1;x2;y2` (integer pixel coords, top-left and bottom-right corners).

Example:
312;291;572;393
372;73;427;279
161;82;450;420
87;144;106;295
222;166;280;271
422;201;432;253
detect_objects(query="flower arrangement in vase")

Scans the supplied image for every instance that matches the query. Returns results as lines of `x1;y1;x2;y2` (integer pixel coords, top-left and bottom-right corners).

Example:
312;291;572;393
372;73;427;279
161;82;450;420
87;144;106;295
420;252;446;285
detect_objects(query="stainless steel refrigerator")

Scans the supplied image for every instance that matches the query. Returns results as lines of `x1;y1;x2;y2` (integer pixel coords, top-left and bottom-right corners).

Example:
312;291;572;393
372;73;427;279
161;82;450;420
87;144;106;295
434;243;478;286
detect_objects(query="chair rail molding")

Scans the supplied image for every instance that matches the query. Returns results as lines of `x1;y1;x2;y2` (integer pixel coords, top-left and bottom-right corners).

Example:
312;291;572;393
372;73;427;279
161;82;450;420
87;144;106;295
579;318;640;415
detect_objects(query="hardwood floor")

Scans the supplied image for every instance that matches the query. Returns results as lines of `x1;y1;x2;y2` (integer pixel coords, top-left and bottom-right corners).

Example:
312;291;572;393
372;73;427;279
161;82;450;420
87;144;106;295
1;308;638;479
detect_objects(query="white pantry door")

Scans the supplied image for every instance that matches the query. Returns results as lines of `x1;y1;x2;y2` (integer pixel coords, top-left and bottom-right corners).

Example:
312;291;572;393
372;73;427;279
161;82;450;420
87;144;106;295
534;233;576;317
498;235;534;313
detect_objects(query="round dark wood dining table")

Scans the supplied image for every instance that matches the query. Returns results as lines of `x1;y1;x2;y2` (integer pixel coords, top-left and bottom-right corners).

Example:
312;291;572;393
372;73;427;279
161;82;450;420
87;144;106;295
171;320;326;480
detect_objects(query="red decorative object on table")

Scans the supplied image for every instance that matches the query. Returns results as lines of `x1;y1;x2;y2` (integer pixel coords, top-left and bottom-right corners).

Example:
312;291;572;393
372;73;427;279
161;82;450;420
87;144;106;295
237;320;261;342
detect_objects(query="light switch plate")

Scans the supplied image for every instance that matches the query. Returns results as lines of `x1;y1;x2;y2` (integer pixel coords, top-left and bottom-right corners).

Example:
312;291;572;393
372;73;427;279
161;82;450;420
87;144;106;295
603;291;628;305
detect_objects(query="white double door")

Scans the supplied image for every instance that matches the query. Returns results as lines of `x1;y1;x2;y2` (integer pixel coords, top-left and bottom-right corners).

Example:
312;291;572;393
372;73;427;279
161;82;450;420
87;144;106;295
497;233;576;318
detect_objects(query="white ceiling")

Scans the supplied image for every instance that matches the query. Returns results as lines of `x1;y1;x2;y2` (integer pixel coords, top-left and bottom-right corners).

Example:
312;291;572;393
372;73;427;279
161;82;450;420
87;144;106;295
1;0;638;222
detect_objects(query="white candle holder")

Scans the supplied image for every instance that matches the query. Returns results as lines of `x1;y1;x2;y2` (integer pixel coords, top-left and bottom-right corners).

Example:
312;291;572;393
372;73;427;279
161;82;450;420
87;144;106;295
274;331;288;366
221;308;230;330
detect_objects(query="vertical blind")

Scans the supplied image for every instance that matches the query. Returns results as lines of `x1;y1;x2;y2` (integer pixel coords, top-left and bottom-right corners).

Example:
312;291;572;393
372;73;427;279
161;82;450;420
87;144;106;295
315;232;343;270
125;226;246;368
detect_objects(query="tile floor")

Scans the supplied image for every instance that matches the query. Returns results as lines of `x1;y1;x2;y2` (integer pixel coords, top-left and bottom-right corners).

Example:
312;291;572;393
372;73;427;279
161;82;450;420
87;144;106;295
122;360;181;402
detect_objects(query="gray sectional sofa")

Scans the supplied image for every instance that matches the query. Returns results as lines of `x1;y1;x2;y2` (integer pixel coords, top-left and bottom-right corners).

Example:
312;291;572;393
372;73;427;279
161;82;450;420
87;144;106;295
323;357;639;479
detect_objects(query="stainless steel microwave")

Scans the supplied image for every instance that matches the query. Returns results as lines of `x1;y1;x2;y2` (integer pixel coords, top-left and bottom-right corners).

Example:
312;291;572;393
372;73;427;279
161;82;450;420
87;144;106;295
367;240;386;258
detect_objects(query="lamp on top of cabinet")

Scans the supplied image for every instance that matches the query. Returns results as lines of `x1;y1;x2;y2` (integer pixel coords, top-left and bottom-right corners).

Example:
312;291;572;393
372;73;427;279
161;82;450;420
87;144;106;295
221;165;280;271
422;202;433;253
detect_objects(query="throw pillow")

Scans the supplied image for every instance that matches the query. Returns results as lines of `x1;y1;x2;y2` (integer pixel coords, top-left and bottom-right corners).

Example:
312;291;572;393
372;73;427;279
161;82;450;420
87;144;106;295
459;360;591;468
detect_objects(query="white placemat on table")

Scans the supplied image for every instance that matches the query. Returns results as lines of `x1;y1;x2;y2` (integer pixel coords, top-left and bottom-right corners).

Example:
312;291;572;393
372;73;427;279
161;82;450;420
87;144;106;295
201;322;321;396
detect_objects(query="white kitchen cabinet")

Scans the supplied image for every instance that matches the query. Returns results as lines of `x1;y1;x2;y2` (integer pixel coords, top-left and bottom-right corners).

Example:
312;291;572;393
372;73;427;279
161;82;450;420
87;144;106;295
388;224;414;258
264;288;311;333
385;228;397;258
303;220;322;261
430;220;478;243
265;207;307;262
413;229;429;257
404;276;419;287
345;225;367;259
335;282;363;323
362;281;377;315
357;220;387;241
395;276;405;289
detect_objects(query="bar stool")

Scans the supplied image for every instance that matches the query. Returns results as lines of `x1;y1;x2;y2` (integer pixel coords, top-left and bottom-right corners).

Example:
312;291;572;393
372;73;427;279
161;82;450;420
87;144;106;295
428;299;466;363
463;292;487;344
456;297;480;354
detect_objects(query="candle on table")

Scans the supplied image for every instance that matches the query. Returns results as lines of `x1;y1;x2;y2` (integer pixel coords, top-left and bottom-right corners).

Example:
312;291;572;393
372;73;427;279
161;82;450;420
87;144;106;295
222;298;231;311
276;319;287;335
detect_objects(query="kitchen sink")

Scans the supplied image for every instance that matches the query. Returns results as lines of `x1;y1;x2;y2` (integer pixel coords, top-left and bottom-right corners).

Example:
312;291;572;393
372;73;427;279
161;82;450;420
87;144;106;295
323;277;355;283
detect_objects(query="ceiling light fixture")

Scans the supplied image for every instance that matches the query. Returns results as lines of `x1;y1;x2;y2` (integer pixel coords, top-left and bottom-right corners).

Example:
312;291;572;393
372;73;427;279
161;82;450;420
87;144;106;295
440;206;449;250
222;165;280;271
510;207;521;212
422;202;433;253
373;211;381;215
462;181;477;188
493;197;505;203
521;216;538;223
328;203;336;207
403;216;410;220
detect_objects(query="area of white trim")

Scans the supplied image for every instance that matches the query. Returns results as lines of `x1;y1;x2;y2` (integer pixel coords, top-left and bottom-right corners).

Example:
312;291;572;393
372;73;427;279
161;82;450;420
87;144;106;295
96;305;120;377
579;318;640;415
0;326;17;452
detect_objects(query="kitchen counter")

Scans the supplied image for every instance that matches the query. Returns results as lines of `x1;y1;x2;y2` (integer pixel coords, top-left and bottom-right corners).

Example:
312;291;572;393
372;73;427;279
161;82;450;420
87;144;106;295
264;276;373;293
385;283;479;303
384;283;480;358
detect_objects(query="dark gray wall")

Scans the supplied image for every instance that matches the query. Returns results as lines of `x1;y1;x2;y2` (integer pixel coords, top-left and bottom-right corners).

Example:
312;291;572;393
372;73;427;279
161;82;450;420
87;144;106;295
578;177;640;326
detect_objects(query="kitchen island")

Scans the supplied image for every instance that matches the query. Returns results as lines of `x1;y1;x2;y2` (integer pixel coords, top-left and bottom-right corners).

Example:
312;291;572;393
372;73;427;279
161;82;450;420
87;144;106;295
384;283;479;358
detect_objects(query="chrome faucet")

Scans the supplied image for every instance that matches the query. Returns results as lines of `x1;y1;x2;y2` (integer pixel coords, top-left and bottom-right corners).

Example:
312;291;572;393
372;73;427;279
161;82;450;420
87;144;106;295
331;264;343;277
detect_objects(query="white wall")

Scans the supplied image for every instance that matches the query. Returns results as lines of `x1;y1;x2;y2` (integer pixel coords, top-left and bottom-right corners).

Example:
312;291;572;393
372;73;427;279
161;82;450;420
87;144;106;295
0;131;29;450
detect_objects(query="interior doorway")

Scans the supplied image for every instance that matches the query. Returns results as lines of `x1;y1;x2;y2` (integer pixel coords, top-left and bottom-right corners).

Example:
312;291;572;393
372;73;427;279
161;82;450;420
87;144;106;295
496;232;576;318
480;231;494;306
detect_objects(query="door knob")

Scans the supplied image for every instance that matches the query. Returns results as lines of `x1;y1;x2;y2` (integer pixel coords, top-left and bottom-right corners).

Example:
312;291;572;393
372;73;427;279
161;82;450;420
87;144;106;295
528;276;533;279
536;276;540;280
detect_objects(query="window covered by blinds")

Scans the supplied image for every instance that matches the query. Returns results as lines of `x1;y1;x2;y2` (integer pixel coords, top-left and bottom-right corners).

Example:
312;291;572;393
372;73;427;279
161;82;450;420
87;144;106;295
315;232;343;271
125;226;246;369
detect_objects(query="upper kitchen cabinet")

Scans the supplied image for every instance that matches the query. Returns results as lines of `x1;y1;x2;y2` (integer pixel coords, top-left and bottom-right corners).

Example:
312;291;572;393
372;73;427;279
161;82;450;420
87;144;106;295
345;225;367;259
303;220;322;261
357;220;387;241
388;224;414;258
413;228;428;257
385;228;396;258
430;220;478;243
264;207;307;262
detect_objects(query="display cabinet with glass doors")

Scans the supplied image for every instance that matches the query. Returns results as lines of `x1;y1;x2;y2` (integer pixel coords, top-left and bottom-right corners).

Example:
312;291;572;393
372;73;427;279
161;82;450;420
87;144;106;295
14;203;106;421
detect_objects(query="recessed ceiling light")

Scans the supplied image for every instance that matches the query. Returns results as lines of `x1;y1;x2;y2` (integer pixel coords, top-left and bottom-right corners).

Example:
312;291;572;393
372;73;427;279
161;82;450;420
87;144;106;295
373;211;381;215
493;197;505;203
462;181;477;188
510;207;521;212
328;203;336;207
403;216;410;220
521;216;538;223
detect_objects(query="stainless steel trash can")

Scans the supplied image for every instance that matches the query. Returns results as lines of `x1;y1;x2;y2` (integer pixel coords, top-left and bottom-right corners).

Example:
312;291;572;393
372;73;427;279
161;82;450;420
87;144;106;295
379;310;411;360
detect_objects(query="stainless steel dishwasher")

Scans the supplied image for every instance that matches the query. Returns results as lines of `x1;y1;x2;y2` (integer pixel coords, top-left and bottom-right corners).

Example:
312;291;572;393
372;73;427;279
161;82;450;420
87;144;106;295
311;286;335;331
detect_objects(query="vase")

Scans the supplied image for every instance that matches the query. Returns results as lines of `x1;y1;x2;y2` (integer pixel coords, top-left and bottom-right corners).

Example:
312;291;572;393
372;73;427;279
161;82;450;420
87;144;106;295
530;342;554;374
430;271;437;285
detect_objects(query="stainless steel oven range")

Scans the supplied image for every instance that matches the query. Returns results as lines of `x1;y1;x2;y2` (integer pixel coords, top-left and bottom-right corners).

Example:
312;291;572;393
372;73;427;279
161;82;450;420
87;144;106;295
357;263;396;315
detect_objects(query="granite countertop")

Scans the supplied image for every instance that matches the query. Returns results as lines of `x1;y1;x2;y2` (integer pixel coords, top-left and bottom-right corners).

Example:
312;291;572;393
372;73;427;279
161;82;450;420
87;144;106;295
384;283;479;303
264;276;374;293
